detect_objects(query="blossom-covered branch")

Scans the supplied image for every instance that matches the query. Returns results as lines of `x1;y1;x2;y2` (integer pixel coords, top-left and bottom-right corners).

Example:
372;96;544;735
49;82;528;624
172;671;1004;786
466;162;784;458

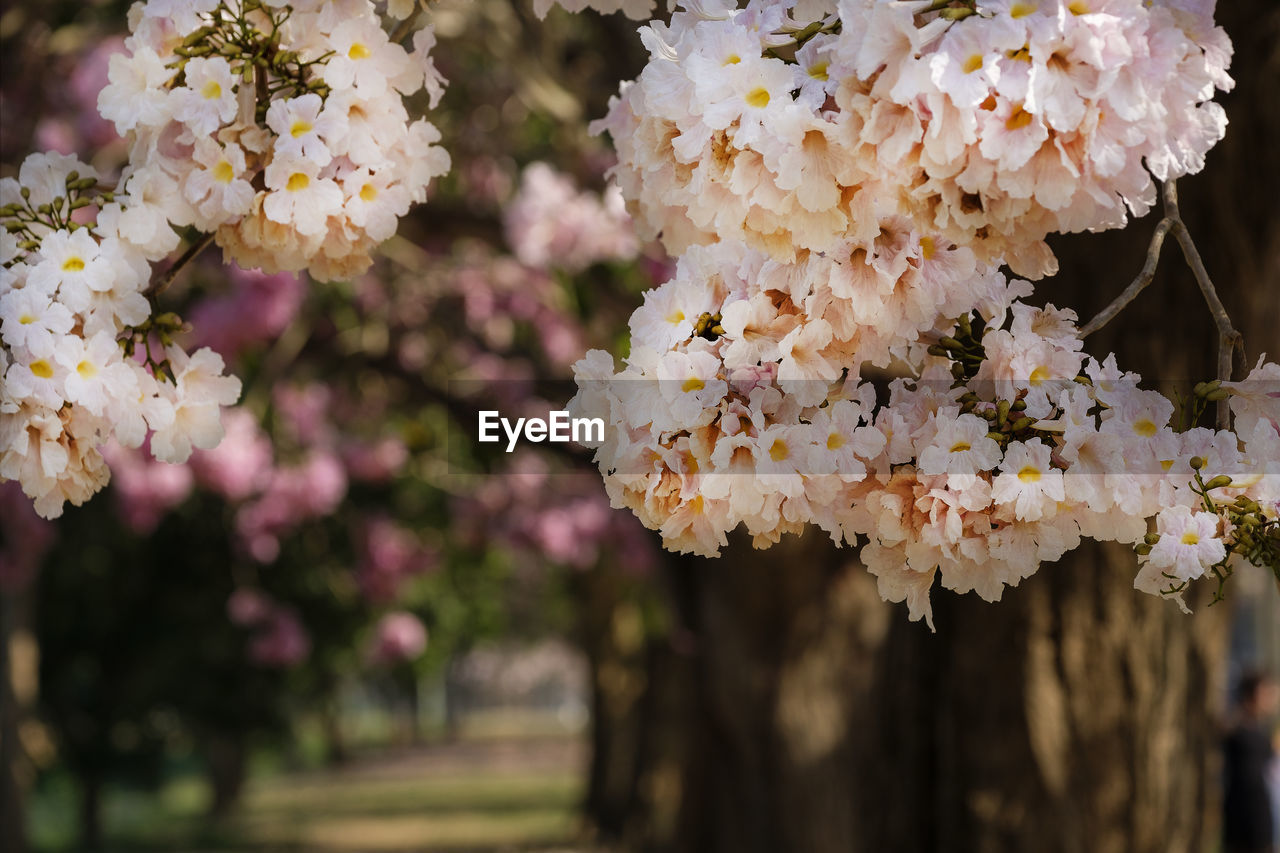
566;0;1279;625
1;0;451;519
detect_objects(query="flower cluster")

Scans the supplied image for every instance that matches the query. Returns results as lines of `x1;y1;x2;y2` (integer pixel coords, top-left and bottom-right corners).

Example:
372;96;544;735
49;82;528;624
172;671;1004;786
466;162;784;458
574;272;1279;624
2;153;241;518
503;162;640;274
595;0;1232;278
569;238;1025;558
367;610;429;665
98;0;449;280
228;586;312;667
568;0;1279;623
3;1;451;519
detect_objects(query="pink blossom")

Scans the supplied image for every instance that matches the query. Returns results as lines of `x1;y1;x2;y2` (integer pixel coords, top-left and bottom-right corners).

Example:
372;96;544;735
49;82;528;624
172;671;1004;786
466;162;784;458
368;611;428;664
273;384;333;448
101;440;194;534
190;409;273;500
188;268;304;359
227;587;273;626
356;516;437;603
235;451;348;563
503;162;639;273
341;436;408;482
248;607;311;668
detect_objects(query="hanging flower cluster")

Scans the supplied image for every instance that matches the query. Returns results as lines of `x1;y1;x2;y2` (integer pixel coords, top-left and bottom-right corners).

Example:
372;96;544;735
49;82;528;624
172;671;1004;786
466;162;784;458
1;152;242;518
593;0;1231;278
2;0;449;519
571;0;1280;624
97;0;449;280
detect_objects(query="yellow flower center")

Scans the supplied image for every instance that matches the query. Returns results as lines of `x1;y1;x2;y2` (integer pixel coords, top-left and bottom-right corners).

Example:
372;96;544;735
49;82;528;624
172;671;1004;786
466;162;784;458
348;42;371;60
1133;419;1158;438
1017;466;1042;483
76;360;96;379
213;159;235;184
951;441;971;453
286;172;310;192
745;88;771;108
962;54;984;74
808;62;829;82
1180;531;1199;546
30;359;53;379
681;377;705;393
62;257;85;272
1067;0;1089;15
359;183;378;202
18;313;35;325
201;80;222;100
1160;459;1174;471
724;54;741;66
827;433;845;451
290;119;313;138
1029;365;1049;385
770;439;789;462
919;236;936;260
1006;105;1034;131
1010;3;1035;18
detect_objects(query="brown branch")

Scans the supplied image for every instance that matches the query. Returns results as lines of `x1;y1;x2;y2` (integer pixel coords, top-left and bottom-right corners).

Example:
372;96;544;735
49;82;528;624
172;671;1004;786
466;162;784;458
1080;179;1244;430
145;231;217;299
1161;181;1244;429
1079;215;1173;338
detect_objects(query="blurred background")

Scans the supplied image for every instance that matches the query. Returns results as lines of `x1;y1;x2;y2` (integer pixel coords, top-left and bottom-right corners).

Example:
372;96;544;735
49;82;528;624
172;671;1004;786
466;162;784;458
1;1;1278;852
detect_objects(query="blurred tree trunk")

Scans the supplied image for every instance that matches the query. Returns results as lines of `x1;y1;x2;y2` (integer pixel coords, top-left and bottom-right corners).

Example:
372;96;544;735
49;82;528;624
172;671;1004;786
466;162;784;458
664;537;1228;853
578;561;652;838
617;5;1279;852
206;733;247;819
78;769;102;852
0;595;27;853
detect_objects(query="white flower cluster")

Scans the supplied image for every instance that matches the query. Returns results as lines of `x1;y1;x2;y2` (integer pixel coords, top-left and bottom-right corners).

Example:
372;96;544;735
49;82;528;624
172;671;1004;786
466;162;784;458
1;153;241;518
573;261;1279;624
594;0;1232;278
572;1;1280;621
2;0;452;519
98;0;450;280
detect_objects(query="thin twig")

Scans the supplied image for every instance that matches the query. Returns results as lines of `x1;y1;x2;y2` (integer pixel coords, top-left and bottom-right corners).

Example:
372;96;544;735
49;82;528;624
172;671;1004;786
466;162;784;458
145;231;217;299
1079;215;1173;338
1161;181;1244;430
1080;179;1244;430
389;6;424;44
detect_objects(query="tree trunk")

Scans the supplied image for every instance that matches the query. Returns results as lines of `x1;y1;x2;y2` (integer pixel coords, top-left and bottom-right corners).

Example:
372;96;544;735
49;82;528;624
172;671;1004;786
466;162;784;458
78;769;103;852
0;595;28;853
661;535;1228;853
622;5;1280;851
206;733;247;820
578;560;651;839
